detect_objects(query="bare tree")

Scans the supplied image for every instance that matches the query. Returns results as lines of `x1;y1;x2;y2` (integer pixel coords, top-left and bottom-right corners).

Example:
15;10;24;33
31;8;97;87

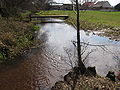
75;0;87;74
69;0;87;75
69;0;98;74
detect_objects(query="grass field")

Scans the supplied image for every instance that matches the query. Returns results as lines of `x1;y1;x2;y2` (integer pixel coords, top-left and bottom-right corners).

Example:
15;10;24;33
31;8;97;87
81;11;120;28
37;10;120;30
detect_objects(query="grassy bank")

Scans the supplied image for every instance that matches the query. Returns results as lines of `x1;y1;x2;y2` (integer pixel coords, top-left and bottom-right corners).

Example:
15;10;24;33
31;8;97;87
37;10;120;40
0;17;40;63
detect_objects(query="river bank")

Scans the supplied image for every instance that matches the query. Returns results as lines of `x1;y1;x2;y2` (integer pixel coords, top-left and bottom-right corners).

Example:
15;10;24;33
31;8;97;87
51;67;120;90
52;73;120;90
0;17;41;63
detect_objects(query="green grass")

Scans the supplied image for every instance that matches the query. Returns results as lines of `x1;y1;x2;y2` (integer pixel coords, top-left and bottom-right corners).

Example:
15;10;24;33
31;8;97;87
19;10;32;21
81;11;120;28
37;10;120;29
0;52;6;60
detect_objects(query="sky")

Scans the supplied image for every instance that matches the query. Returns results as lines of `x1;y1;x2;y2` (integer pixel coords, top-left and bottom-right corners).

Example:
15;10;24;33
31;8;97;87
54;0;120;6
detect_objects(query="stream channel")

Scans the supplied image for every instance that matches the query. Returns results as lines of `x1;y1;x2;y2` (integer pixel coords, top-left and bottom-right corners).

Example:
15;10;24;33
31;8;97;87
0;18;119;90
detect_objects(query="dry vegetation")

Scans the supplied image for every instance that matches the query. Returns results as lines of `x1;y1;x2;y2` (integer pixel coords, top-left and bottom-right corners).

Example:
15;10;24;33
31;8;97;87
52;76;120;90
52;67;120;90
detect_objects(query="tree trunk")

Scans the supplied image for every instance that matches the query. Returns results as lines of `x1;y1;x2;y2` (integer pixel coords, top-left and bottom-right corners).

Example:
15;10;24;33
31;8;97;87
76;0;86;74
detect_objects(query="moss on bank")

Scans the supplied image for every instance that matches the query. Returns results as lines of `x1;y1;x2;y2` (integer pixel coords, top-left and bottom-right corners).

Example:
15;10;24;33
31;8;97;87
0;18;40;63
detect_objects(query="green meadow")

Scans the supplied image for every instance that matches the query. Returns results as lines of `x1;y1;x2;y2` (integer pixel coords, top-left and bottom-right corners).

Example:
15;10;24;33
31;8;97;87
81;11;120;28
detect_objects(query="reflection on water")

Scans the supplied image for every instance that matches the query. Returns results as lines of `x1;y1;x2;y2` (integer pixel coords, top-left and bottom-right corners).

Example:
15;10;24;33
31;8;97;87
0;19;119;90
41;18;65;23
39;22;120;76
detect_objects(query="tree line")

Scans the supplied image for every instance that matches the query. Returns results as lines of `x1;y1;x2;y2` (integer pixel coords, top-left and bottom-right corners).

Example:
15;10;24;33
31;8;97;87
0;0;52;17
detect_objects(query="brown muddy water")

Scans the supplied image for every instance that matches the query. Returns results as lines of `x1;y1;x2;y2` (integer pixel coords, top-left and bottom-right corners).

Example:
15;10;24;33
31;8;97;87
0;19;119;90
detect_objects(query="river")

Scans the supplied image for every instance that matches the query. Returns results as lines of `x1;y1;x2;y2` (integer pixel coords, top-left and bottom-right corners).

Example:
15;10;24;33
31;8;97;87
0;19;119;90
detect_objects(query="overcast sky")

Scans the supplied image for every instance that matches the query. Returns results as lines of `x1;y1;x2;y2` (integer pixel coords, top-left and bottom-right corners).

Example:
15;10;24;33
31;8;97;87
54;0;120;6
